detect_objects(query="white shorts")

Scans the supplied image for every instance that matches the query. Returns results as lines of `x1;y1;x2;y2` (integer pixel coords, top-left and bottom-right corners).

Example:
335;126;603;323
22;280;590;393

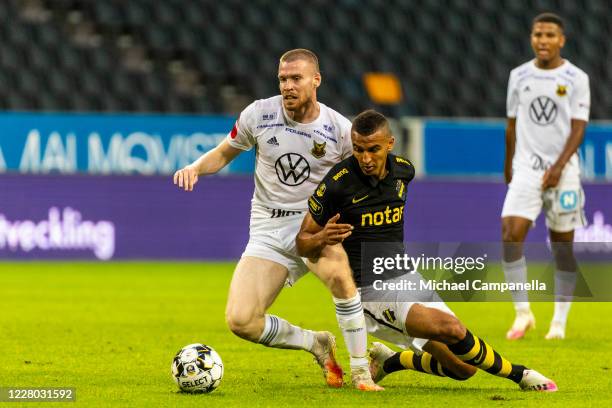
361;273;455;353
242;206;309;286
501;169;586;232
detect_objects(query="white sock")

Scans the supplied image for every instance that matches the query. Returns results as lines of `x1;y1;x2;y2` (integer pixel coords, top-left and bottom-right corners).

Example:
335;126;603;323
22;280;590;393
334;293;368;369
552;270;577;326
503;257;531;313
258;314;314;351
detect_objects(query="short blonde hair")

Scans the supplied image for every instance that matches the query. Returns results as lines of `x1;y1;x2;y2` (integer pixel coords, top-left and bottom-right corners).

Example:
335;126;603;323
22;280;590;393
279;49;320;73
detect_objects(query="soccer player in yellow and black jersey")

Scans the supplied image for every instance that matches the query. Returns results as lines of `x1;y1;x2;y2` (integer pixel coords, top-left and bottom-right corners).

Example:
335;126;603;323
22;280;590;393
297;110;557;392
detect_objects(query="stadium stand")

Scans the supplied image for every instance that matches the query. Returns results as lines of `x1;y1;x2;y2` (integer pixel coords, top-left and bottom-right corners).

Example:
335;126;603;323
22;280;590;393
2;0;610;117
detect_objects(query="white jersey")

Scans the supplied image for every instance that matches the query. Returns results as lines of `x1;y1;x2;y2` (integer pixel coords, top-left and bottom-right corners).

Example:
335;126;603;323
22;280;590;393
506;59;590;178
227;95;353;211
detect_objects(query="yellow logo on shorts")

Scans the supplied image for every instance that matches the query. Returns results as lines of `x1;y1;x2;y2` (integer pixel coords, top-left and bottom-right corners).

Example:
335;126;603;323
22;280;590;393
383;309;396;323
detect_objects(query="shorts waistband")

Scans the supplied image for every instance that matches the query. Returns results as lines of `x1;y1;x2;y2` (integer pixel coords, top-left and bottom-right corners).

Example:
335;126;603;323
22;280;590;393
251;205;305;219
267;208;303;218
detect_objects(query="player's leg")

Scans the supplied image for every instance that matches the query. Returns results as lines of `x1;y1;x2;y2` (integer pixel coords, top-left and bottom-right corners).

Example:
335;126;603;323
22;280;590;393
502;216;536;339
543;181;585;340
400;304;556;391
546;229;577;339
225;256;317;349
306;244;382;391
226;255;344;387
501;173;543;340
370;340;476;383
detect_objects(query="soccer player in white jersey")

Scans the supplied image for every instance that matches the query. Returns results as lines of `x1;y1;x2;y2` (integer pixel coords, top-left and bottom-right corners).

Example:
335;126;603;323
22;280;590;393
502;13;590;340
173;49;381;390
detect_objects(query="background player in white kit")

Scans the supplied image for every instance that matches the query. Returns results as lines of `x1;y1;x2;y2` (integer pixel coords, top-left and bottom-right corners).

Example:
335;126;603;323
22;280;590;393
173;49;381;390
502;13;590;340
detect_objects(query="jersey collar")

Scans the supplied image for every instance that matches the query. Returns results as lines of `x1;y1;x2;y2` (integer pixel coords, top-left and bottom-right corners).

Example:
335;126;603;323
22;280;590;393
281;100;323;126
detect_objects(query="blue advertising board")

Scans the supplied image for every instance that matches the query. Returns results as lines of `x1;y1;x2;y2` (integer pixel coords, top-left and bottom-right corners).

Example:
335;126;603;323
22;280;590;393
0;112;254;175
423;120;612;180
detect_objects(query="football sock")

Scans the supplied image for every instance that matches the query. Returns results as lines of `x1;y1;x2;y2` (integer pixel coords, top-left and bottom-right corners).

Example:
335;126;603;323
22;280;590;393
383;350;465;380
334;293;368;369
448;329;525;383
502;257;531;312
551;270;576;326
258;314;314;351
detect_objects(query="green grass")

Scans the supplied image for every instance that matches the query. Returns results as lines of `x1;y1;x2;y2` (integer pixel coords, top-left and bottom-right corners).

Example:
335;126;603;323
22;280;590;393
0;262;611;407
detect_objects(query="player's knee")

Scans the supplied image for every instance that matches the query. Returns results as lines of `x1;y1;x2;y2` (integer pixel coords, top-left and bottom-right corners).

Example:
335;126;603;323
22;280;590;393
225;310;262;342
329;273;357;298
550;243;576;269
502;224;521;243
436;315;466;343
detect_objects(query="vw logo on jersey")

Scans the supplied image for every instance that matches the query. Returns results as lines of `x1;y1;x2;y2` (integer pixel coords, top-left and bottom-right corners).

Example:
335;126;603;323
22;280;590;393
275;153;311;186
529;96;558;126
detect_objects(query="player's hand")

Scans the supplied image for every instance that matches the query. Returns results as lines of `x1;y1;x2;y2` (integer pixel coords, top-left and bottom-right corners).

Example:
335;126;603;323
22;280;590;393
541;164;562;190
321;213;353;245
173;165;199;192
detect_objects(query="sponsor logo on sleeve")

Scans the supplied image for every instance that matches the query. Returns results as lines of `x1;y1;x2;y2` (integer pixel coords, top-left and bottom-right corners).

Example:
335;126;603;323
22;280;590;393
396;180;405;199
230;121;238;138
332;168;348;181
308;196;323;215
316;183;326;197
395;157;412;166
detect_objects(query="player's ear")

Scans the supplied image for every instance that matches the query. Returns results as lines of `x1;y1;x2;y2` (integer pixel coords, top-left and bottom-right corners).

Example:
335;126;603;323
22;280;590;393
388;136;395;151
559;32;566;48
313;72;321;88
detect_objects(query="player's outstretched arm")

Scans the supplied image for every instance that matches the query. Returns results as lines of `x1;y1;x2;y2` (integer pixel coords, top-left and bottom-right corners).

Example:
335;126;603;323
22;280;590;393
504;118;516;185
173;139;243;191
542;119;587;190
296;213;353;259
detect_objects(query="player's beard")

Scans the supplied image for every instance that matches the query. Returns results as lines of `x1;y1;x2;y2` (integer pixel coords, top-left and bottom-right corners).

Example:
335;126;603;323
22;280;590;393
282;96;300;111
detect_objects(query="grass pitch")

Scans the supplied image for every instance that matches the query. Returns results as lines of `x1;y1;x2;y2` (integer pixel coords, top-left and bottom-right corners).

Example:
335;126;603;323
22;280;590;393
1;262;611;407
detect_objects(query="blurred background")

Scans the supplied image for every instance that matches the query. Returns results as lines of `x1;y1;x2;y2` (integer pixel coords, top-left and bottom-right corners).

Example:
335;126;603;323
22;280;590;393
1;0;611;261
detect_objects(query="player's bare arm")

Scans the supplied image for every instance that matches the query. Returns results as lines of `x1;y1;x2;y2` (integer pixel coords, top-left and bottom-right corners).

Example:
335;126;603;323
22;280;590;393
296;213;353;259
504;118;516;184
541;119;587;189
173;139;243;191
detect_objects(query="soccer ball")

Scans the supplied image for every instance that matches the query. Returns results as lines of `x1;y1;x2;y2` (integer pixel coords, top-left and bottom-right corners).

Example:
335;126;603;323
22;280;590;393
171;343;223;393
